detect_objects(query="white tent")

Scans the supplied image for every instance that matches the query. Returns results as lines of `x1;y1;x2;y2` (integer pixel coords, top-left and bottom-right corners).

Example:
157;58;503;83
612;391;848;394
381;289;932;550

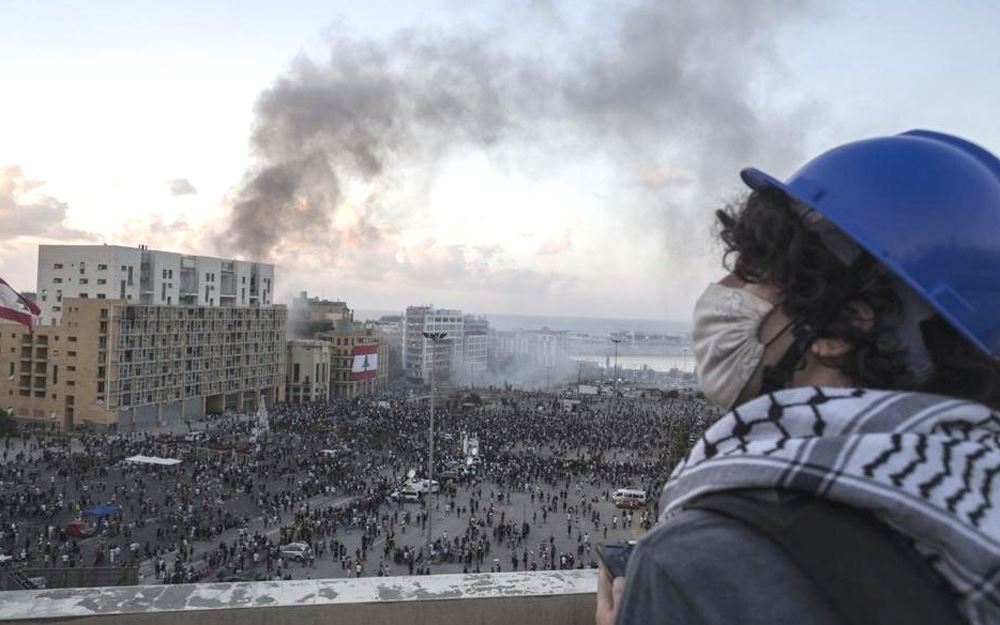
124;455;181;466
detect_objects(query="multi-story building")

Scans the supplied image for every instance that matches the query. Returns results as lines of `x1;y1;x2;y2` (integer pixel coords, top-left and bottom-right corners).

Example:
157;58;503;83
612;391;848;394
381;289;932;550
289;291;352;338
461;315;489;386
286;339;331;404
490;329;568;368
401;307;490;385
0;298;286;431
371;315;404;381
37;245;274;326
317;319;388;399
402;306;464;384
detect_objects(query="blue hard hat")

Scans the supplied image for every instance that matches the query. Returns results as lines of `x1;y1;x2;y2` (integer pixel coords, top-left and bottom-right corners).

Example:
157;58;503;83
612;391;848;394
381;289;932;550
740;130;1000;358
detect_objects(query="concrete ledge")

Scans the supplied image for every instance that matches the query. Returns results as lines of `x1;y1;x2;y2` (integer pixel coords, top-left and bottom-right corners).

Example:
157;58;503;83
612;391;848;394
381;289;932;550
0;570;599;625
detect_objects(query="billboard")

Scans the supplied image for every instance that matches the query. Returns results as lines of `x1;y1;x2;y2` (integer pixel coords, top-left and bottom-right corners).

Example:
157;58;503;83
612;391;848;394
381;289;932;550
349;344;379;381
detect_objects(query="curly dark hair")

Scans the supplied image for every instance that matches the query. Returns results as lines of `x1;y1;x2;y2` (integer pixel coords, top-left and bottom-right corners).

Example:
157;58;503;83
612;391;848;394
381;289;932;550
716;189;1000;410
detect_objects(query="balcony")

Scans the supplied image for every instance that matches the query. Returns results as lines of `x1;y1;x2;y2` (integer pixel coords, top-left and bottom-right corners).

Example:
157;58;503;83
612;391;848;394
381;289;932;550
0;570;596;624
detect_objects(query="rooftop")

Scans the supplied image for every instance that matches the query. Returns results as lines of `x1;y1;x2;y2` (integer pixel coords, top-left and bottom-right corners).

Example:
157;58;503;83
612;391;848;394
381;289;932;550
0;570;597;625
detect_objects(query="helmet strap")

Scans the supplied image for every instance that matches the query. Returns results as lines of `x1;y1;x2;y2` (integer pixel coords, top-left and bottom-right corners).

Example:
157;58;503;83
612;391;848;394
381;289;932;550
760;323;818;395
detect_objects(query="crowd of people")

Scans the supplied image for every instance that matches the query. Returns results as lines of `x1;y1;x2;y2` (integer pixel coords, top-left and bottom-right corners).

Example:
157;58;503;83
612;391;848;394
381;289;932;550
0;387;714;586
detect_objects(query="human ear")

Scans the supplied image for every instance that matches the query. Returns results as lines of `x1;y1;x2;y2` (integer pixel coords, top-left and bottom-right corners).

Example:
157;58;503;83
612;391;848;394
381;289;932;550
847;299;875;333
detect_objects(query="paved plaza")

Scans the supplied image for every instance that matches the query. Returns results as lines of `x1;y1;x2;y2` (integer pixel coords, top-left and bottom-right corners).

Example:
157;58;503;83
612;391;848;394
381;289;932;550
0;390;711;586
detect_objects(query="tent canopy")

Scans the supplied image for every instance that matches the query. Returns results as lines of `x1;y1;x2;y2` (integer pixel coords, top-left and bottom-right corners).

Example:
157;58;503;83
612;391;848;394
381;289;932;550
124;455;181;466
83;504;121;518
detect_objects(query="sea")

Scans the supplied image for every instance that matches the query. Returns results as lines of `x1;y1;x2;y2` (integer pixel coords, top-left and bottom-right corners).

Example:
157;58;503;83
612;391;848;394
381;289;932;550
356;309;691;337
355;309;694;373
569;354;695;374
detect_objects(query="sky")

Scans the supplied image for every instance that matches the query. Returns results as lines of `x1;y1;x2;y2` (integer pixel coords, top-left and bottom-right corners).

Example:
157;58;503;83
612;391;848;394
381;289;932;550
2;0;999;321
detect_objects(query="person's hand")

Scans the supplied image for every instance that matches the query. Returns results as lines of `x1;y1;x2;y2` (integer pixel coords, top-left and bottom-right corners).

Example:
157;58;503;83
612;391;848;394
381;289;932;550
596;564;625;625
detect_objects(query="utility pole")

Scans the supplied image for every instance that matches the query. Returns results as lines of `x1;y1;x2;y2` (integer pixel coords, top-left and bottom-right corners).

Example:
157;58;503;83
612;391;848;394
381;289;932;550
422;331;447;558
611;337;622;392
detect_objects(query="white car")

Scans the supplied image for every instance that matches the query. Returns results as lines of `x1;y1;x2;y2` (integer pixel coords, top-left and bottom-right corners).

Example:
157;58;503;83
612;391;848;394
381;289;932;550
391;488;422;503
279;542;312;561
413;479;440;494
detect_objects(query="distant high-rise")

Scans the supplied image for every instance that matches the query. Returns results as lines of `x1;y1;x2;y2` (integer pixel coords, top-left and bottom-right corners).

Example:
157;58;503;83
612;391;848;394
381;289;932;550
402;306;487;385
37;244;275;326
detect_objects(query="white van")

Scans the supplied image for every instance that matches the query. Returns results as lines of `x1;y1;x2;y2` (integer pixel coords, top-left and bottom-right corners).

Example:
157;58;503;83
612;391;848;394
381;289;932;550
612;488;648;509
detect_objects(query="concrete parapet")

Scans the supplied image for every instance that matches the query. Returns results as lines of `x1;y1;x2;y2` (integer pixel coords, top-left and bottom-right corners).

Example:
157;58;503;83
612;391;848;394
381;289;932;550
0;570;598;625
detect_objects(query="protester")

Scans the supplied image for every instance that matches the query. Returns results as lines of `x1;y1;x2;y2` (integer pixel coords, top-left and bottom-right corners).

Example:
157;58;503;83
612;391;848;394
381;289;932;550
0;387;711;584
599;130;1000;625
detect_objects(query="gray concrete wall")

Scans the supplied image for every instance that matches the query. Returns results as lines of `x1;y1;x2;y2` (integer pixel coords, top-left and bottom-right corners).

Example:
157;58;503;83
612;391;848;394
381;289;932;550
133;405;158;430
160;400;182;427
0;570;598;625
184;397;203;420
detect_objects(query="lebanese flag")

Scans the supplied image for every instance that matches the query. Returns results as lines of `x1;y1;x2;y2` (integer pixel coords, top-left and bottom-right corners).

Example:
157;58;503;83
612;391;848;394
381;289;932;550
0;277;40;329
349;344;379;381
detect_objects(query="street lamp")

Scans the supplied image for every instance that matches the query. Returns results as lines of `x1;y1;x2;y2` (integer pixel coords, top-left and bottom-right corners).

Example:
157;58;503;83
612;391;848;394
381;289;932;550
611;338;622;389
421;331;447;557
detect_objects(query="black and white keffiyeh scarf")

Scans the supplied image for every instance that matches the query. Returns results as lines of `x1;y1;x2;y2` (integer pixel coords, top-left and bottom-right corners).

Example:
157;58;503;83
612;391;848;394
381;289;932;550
659;387;1000;625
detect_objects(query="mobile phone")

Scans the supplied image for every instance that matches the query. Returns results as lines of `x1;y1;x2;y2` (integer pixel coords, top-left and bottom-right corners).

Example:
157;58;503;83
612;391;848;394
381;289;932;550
597;541;636;579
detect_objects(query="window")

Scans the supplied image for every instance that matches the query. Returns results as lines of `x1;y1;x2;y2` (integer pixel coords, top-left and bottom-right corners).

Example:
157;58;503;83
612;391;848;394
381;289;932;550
68;336;77;342
168;269;173;279
120;280;126;299
79;278;88;284
52;305;61;312
79;262;86;274
97;278;105;285
97;294;106;299
293;363;300;382
127;266;133;284
52;365;58;384
162;269;167;279
79;293;88;299
53;263;63;269
53;277;62;284
97;264;107;270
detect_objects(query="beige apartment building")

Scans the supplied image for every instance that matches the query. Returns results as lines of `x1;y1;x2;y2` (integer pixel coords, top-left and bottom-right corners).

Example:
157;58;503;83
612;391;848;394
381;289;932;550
0;298;286;431
286;339;331;404
317;319;388;399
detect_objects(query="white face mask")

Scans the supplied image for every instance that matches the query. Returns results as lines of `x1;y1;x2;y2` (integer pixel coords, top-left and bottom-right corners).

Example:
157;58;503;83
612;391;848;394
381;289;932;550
692;283;776;410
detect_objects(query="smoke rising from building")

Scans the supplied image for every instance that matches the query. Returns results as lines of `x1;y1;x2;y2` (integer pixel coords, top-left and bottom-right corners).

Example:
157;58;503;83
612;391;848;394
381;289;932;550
222;0;816;301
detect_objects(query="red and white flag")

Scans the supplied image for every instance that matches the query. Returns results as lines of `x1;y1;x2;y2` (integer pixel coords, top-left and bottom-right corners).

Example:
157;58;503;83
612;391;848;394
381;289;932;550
349;344;379;381
0;277;40;329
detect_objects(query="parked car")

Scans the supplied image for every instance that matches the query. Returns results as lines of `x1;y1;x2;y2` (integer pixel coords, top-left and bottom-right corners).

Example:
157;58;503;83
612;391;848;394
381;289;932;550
279;542;312;561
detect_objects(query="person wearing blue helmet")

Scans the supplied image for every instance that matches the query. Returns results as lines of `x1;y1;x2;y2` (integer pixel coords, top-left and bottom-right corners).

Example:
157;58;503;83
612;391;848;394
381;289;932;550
597;131;1000;625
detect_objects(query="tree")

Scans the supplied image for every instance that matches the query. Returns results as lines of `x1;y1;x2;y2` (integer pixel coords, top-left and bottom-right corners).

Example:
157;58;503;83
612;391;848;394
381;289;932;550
0;408;16;437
